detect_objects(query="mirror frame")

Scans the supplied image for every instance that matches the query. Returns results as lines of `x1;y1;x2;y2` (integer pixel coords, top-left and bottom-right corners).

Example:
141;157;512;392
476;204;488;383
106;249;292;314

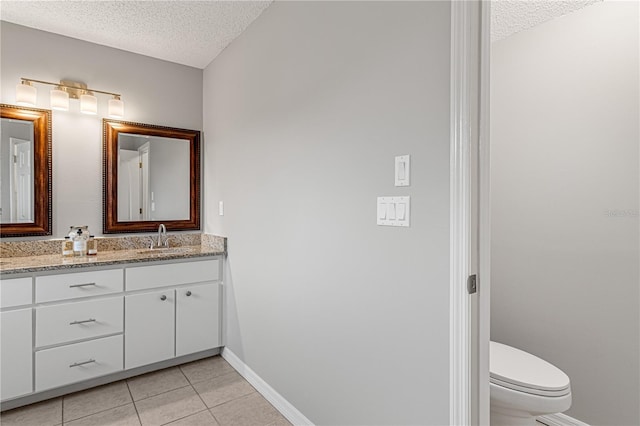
102;119;201;234
0;104;52;238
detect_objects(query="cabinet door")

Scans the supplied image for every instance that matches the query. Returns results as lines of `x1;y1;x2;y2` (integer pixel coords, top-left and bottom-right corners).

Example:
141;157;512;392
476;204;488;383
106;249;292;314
125;290;174;369
176;282;220;356
1;309;33;400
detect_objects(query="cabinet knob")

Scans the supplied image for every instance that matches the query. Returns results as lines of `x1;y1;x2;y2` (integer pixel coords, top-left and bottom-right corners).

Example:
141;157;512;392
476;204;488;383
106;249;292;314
186;291;192;297
160;295;167;301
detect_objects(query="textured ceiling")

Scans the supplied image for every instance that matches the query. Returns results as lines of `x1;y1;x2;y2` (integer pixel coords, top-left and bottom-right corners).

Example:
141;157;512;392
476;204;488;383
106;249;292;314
491;0;603;42
0;1;272;69
1;0;605;66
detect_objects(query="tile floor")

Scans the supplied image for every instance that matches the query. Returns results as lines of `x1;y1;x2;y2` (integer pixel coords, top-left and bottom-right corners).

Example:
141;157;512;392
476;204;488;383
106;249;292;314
1;356;292;426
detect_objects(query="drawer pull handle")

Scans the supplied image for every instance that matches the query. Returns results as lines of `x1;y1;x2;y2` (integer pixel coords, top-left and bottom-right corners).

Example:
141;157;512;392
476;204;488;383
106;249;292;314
69;359;96;368
69;318;96;325
160;295;167;301
69;282;97;288
186;291;192;297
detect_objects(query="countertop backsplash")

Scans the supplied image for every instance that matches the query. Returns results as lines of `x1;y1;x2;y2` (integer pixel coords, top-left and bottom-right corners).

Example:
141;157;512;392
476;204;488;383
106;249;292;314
0;233;226;259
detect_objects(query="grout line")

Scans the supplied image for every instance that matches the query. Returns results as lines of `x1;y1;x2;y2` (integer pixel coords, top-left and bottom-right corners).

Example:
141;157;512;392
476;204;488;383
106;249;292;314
61;381;134;424
125;380;143;426
159;408;209;426
208;407;223;426
191;378;211;411
62;400;133;424
130;384;192;403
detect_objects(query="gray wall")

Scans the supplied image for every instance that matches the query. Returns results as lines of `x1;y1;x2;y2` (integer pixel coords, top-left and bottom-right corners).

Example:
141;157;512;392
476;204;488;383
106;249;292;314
0;22;202;237
491;2;639;425
203;2;451;424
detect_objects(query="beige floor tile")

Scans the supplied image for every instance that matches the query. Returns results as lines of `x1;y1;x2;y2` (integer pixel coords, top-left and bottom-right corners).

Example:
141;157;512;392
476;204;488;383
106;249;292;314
64;403;140;426
180;356;236;385
134;385;206;425
266;416;293;426
164;410;219;425
0;397;62;426
209;393;288;426
193;371;256;408
127;367;190;401
64;381;133;422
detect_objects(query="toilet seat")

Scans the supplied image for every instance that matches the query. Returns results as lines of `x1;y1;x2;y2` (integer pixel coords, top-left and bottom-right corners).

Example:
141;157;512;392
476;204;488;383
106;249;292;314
490;341;571;397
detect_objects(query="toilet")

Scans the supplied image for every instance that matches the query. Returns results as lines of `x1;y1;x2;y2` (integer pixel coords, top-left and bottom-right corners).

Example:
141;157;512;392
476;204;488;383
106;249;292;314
490;341;572;426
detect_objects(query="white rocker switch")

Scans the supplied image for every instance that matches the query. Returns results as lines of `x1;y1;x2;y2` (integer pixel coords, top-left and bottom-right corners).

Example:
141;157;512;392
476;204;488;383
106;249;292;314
377;196;410;227
397;202;406;220
395;155;410;187
378;203;387;220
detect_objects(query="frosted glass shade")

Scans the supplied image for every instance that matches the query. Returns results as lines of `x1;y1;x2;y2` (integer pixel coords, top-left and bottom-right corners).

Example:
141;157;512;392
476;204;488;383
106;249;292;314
16;83;37;106
80;94;97;115
108;98;124;118
50;88;69;111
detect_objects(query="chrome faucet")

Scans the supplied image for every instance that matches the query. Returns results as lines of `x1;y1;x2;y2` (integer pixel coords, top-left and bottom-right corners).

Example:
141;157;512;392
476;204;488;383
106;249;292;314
157;224;167;247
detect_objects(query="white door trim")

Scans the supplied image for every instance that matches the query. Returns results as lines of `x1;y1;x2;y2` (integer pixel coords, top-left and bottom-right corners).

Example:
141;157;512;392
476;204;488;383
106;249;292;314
450;0;473;424
450;1;491;424
477;1;492;424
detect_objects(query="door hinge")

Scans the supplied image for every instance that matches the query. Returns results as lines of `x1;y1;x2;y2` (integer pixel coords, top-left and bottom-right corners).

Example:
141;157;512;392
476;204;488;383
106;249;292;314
139;208;142;214
139;162;143;168
467;274;477;294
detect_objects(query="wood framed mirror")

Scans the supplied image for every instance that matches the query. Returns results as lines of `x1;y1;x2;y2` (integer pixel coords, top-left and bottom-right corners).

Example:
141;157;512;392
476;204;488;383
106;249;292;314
0;104;52;237
103;119;200;234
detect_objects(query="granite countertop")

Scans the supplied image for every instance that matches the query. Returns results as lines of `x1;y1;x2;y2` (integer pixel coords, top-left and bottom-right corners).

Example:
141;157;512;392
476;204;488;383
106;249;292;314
0;245;225;275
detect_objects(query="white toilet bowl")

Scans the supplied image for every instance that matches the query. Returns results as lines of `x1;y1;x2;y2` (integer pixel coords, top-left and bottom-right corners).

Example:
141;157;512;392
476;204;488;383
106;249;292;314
490;341;572;426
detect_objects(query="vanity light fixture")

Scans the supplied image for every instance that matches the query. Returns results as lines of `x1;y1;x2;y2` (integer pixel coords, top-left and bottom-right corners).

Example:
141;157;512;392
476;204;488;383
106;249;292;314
15;78;124;118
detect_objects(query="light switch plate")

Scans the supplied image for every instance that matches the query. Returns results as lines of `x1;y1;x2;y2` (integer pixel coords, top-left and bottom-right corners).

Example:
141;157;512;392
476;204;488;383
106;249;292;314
395;155;410;187
377;196;410;227
218;201;224;216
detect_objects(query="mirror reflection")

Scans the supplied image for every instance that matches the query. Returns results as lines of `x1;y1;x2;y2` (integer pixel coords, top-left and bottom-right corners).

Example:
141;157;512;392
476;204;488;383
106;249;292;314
1;118;35;223
0;104;52;238
117;134;190;221
103;119;200;234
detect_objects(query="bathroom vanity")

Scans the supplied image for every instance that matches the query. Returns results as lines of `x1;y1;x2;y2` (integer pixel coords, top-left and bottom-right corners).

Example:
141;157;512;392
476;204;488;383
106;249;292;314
0;245;223;410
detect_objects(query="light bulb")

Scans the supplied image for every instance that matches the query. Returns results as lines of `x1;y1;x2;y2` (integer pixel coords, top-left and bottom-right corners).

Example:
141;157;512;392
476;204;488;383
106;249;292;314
16;82;37;106
50;87;69;111
80;93;97;115
108;97;124;118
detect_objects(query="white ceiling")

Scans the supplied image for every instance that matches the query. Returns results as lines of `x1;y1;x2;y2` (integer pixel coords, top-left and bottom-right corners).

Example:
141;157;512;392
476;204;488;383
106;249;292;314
0;1;272;69
0;0;603;68
491;0;602;42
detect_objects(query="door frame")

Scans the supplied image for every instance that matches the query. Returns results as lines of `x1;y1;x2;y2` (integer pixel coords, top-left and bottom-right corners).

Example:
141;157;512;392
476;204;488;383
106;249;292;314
450;0;491;424
9;137;33;223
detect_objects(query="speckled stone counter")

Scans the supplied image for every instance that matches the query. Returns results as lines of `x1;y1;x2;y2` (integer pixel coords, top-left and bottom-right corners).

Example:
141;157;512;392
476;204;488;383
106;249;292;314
0;234;226;275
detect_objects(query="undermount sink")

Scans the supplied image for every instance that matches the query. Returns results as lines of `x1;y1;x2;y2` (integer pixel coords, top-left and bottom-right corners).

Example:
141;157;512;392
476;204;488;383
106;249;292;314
137;247;193;255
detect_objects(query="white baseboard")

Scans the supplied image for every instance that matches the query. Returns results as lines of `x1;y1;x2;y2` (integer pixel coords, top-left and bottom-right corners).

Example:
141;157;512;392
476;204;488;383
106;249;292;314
221;348;314;426
538;413;590;426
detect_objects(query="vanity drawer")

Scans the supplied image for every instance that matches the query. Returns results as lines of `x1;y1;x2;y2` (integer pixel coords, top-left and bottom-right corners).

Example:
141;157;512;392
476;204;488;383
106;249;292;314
1;277;32;308
36;269;123;303
35;335;123;391
36;296;123;347
126;259;220;291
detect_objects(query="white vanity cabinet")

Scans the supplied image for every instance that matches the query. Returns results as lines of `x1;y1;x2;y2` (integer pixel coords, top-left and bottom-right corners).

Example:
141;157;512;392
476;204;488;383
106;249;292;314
124;259;221;369
0;277;33;400
125;289;176;368
176;282;220;356
0;255;222;407
33;269;125;392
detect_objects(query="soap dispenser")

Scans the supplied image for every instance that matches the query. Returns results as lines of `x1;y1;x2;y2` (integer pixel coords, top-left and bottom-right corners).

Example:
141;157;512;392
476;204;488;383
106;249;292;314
68;225;90;257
